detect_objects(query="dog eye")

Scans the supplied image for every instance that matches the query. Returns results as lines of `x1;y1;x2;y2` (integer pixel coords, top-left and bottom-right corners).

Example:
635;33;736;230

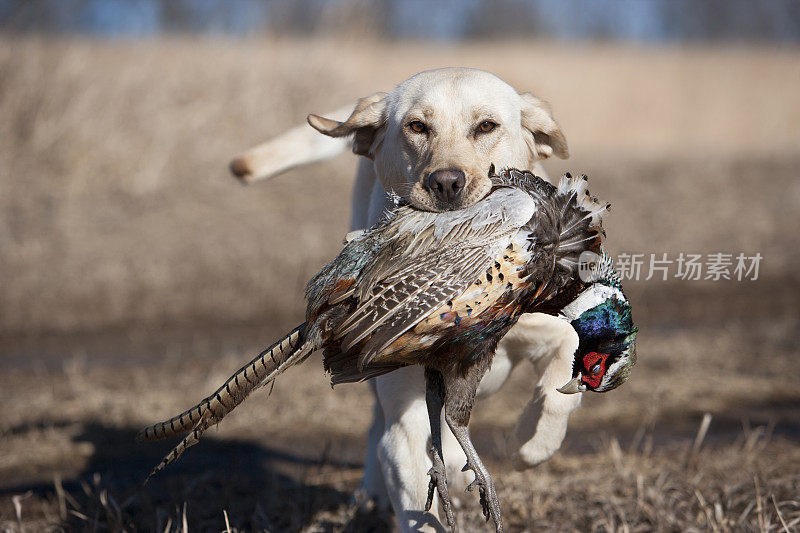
477;121;497;134
407;121;427;134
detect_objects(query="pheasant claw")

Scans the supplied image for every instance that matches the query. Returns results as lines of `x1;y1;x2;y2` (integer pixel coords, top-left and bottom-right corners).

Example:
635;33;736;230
426;460;457;531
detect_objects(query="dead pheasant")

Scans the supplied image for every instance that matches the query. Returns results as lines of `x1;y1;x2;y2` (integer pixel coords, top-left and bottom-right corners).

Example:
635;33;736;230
138;168;637;532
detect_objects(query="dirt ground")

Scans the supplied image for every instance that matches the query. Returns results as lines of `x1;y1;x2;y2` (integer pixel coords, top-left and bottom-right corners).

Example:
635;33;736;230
1;37;799;531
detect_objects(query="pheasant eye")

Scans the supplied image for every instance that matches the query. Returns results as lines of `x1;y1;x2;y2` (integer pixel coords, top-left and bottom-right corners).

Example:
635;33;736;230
591;363;602;375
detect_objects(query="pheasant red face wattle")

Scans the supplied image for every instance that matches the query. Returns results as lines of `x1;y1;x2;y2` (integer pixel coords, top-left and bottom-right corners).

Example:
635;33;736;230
580;352;609;389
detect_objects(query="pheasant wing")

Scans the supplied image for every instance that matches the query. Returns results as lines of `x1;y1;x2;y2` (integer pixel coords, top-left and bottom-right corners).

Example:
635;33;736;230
338;245;491;362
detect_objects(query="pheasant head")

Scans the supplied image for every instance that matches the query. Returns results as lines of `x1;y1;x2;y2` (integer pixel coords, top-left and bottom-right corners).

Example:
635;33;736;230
557;252;638;394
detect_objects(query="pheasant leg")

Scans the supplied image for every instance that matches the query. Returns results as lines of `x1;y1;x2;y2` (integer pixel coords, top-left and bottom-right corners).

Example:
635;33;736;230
424;369;457;531
445;415;503;533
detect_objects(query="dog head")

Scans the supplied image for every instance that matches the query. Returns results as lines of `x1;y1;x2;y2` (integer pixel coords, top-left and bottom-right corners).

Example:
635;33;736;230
308;68;568;212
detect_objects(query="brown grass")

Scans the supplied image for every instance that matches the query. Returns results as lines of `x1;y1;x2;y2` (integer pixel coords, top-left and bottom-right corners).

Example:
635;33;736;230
1;36;799;531
2;327;799;531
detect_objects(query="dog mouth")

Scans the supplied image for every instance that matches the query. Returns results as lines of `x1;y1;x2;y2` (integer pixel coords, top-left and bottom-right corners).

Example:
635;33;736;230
408;169;493;212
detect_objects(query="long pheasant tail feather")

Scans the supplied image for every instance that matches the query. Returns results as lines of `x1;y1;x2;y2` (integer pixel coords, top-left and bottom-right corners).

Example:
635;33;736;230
138;323;310;480
143;413;214;484
137;323;308;443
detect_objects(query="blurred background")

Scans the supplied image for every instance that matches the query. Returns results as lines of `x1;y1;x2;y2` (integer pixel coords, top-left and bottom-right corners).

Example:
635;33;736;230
1;1;799;531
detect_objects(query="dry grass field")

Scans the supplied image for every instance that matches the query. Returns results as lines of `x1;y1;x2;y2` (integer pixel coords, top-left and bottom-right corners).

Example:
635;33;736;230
1;36;799;531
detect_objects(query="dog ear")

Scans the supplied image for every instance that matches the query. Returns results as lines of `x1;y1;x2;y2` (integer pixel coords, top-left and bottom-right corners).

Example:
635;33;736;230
519;93;569;160
308;92;388;159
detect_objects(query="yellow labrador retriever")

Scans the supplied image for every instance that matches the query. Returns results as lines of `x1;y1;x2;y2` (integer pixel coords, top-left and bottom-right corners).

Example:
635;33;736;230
231;68;580;531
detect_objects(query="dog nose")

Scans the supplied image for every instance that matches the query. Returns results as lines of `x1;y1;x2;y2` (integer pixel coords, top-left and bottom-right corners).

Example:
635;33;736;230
427;169;466;203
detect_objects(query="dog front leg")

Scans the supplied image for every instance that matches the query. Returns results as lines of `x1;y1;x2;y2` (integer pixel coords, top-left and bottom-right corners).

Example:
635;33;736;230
356;383;392;510
502;314;583;469
375;367;447;533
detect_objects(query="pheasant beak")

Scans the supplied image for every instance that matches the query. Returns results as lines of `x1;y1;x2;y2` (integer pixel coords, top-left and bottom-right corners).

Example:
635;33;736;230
557;376;587;394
